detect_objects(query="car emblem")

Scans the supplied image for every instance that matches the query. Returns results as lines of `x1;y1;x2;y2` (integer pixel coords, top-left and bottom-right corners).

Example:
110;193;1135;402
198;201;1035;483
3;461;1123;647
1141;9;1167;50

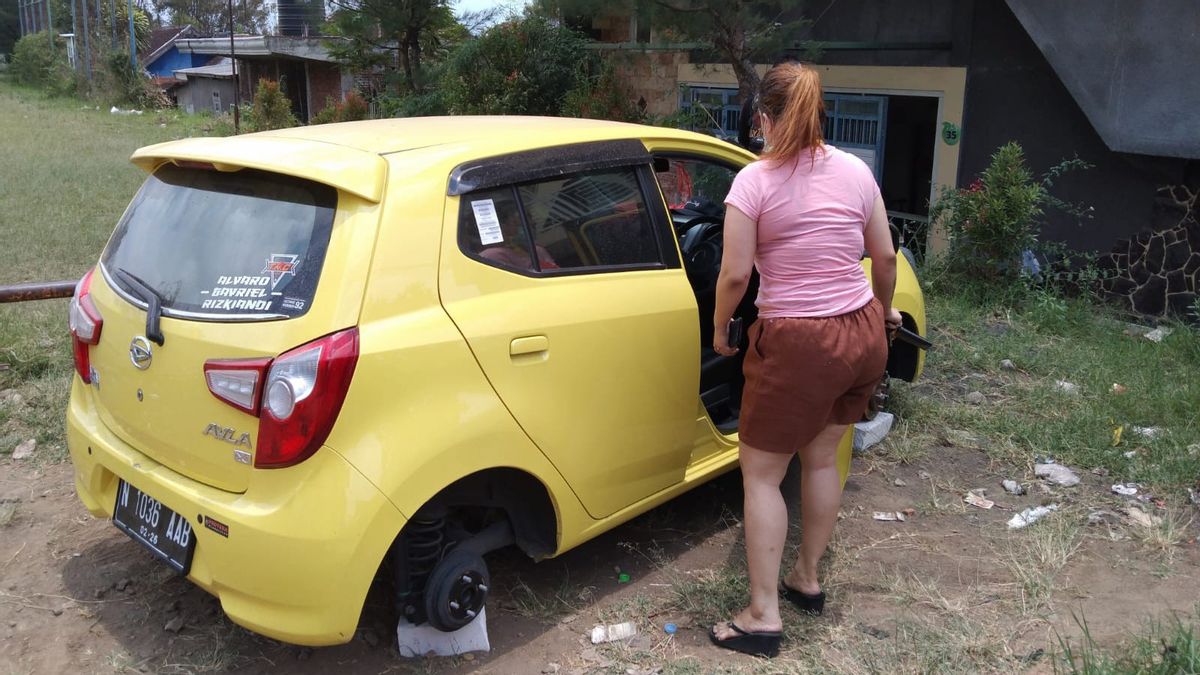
129;336;153;370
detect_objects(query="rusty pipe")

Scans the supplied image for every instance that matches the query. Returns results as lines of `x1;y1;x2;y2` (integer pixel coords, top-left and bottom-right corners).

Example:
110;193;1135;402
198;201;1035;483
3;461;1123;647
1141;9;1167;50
0;280;78;303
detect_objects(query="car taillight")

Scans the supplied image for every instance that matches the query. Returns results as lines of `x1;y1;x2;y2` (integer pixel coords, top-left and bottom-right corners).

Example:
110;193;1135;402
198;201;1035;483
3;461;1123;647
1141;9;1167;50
204;358;271;415
203;328;358;468
69;269;103;384
256;328;358;468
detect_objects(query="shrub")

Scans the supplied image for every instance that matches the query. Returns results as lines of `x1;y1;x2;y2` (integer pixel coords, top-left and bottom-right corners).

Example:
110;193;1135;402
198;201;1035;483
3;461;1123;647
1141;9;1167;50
929;142;1091;284
105;51;169;109
246;79;298;132
10;32;72;90
309;90;369;125
561;58;642;123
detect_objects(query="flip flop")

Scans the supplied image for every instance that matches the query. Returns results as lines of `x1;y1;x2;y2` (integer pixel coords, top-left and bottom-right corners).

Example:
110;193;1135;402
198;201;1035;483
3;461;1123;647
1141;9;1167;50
708;621;782;658
781;585;825;616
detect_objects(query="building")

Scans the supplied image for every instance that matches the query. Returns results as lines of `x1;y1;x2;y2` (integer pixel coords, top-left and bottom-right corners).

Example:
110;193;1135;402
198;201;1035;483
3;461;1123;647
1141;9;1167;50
142;26;204;79
593;0;1200;317
175;36;354;123
173;57;236;115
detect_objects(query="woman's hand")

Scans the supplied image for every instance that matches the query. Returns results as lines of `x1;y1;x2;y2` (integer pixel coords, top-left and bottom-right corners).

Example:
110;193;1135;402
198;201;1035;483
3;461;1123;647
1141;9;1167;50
885;307;902;332
713;321;738;356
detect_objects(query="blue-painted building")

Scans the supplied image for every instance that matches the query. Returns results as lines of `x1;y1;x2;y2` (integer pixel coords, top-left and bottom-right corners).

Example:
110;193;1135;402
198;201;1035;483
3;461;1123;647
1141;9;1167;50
143;26;206;79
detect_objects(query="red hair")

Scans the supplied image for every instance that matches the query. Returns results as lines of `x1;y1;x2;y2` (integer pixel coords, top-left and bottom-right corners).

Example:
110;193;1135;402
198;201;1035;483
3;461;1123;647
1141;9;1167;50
759;62;825;166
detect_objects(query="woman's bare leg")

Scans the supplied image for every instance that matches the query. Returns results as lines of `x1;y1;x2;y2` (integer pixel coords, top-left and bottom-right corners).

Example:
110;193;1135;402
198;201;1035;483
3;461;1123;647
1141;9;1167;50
783;423;848;595
711;442;794;638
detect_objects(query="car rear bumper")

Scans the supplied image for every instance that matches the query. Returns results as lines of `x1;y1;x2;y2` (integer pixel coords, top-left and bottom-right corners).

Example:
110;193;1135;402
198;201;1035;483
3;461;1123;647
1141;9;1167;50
65;379;407;646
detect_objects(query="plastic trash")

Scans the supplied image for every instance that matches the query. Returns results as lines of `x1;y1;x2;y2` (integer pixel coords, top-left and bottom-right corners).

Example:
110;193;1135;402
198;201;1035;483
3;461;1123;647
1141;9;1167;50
617;573;630;584
1034;463;1080;487
1143;327;1172;343
964;492;994;509
1054;380;1079;394
1131;426;1162;440
1001;479;1026;495
1007;504;1058;529
873;511;907;522
1111;483;1138;496
590;621;637;644
663;623;677;635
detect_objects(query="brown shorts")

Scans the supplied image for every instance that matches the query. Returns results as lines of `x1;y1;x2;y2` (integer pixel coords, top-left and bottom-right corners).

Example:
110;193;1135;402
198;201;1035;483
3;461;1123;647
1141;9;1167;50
739;298;888;454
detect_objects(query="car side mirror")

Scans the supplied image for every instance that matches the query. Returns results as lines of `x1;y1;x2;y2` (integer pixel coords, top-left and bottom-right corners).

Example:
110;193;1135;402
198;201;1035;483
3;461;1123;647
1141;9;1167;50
652;157;671;173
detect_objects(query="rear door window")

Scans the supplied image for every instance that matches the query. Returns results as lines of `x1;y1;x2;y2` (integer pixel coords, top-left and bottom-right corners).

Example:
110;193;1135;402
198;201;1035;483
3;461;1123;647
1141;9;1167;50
459;167;668;275
101;165;337;320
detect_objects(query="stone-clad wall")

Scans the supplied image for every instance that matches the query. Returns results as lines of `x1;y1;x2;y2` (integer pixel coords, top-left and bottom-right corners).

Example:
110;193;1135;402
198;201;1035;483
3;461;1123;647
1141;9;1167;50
605;50;690;119
1099;176;1199;317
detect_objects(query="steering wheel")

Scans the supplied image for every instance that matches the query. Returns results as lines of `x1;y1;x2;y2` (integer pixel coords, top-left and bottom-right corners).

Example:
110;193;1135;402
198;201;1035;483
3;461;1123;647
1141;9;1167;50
678;216;723;293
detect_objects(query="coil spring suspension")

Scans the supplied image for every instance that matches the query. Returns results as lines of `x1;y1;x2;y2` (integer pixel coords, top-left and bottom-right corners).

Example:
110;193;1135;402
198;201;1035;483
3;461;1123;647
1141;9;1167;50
395;516;446;623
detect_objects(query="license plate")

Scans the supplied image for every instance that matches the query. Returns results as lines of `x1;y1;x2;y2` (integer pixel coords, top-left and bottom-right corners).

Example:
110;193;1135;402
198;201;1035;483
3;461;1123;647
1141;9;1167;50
112;479;195;574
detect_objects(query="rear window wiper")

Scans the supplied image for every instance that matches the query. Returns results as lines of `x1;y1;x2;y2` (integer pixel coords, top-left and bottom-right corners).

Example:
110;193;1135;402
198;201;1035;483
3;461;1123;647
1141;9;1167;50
113;268;166;346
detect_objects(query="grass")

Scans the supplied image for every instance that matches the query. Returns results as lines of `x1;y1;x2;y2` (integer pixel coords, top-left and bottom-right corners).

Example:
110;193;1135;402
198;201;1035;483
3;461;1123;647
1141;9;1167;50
0;78;228;461
1001;511;1083;614
1056;607;1200;674
888;286;1200;500
2;79;1198;674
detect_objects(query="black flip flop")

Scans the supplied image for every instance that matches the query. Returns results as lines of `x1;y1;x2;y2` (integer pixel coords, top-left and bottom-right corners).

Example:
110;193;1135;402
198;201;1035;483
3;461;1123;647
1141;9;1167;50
708;621;782;658
781;585;825;616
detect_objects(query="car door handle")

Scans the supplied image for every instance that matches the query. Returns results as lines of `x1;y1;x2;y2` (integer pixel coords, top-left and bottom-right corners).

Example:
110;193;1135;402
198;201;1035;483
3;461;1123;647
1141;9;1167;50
509;336;549;357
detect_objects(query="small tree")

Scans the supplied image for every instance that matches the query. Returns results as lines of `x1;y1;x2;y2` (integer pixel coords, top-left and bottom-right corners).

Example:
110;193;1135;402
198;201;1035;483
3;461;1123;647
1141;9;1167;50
439;15;591;116
930;142;1091;283
246;79;299;132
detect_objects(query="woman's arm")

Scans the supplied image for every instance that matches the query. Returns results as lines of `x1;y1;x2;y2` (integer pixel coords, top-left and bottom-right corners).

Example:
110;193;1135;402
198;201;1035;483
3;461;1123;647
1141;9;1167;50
863;195;902;330
713;205;757;356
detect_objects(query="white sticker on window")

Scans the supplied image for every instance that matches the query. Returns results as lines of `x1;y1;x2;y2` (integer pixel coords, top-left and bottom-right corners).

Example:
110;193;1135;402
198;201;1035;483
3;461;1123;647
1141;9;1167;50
471;199;504;245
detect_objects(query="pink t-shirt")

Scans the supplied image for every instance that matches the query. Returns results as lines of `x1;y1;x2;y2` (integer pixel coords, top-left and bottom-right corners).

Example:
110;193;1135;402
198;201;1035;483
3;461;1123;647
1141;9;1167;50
724;145;879;318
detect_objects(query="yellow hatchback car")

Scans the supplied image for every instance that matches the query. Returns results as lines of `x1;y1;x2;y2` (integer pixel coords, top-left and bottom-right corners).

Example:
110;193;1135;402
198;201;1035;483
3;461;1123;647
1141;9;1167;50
66;117;926;646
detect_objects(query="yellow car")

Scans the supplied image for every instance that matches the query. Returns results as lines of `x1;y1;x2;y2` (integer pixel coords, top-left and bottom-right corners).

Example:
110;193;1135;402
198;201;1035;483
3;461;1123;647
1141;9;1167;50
66;117;926;646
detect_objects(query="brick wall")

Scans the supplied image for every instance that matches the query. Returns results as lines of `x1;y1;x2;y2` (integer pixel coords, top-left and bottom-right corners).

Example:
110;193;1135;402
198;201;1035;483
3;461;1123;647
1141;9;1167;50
307;62;344;116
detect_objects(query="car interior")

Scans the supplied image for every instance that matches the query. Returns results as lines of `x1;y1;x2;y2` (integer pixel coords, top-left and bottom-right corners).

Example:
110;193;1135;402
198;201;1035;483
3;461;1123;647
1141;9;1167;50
654;156;758;434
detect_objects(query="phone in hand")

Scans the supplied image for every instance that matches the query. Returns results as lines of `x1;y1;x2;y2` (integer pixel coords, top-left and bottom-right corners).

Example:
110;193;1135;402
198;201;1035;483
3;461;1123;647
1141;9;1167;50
727;317;744;349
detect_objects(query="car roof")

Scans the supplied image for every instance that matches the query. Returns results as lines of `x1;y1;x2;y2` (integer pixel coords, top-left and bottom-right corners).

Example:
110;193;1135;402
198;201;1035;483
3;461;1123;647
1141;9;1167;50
130;116;743;204
259;116;706;154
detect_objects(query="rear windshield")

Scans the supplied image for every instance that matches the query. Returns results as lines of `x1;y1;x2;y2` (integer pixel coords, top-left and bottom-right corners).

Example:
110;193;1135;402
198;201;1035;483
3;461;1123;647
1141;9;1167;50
101;166;337;320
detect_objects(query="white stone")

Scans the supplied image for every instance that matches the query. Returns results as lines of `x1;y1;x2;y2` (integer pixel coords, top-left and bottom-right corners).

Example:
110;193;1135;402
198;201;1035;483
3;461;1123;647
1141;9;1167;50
396;607;490;657
853;412;894;453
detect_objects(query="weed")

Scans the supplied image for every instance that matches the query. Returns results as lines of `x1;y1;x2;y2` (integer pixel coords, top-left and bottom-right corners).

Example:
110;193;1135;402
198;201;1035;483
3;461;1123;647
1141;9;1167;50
0;502;16;527
1056;608;1200;674
502;575;592;621
1001;511;1081;614
1130;504;1195;563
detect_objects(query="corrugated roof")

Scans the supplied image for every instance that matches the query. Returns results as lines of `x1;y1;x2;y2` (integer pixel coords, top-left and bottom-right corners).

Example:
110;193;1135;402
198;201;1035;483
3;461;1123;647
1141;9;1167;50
142;25;197;66
174;57;234;80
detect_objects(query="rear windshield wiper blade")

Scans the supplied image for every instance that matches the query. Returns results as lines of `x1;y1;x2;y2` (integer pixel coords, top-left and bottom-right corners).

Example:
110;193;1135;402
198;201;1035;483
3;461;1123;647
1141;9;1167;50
113;268;166;346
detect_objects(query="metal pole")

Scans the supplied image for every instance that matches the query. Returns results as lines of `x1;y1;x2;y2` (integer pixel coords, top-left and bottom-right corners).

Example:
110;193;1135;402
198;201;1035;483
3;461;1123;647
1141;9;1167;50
71;0;79;71
127;0;135;69
228;0;240;133
81;0;91;80
110;0;115;48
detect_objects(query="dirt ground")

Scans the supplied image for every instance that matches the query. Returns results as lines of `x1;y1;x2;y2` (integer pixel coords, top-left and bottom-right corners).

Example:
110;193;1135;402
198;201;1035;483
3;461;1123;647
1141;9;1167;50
2;428;1197;675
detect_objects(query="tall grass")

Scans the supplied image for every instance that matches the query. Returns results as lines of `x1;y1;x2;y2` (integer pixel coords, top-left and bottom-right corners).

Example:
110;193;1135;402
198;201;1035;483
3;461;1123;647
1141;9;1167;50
0;79;225;459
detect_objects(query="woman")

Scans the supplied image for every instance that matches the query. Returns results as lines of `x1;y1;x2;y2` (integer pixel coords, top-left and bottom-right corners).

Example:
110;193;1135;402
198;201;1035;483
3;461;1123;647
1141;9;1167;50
708;62;901;658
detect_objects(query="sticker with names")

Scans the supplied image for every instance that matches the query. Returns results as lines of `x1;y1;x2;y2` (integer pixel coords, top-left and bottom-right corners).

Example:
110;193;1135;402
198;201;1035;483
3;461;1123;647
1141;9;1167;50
471;199;504;245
